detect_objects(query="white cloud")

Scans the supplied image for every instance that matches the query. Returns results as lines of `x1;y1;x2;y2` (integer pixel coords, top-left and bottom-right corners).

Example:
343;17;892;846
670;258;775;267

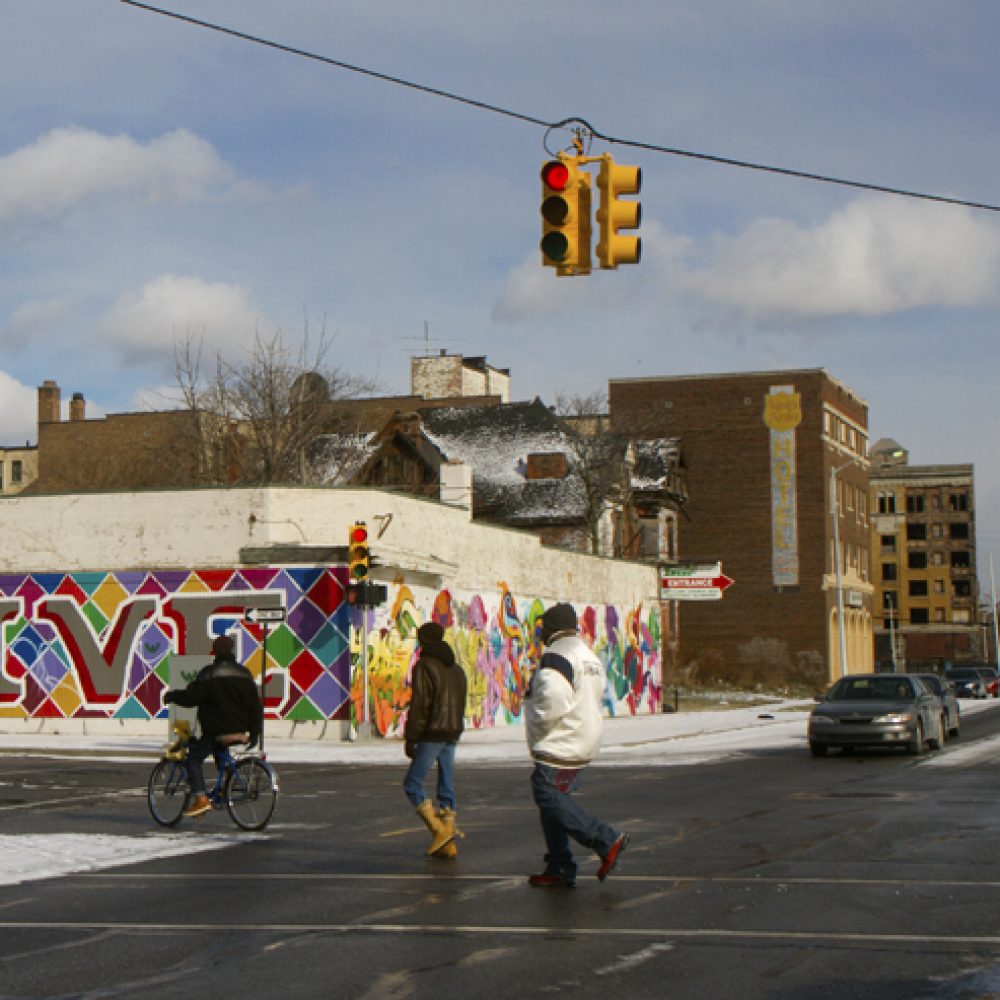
0;127;238;227
681;198;1000;319
0;371;44;444
98;275;265;366
0;297;77;351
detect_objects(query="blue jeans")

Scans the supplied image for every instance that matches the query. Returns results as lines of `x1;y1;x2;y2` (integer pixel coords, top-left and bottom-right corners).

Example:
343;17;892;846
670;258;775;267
184;734;220;795
530;762;619;881
403;741;457;810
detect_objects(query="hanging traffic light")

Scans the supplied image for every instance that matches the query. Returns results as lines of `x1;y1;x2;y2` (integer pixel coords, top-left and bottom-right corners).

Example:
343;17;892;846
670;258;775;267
540;156;592;276
595;154;642;269
347;521;370;580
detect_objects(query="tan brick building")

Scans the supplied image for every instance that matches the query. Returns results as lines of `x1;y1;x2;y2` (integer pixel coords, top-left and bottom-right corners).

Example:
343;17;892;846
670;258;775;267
869;439;979;671
609;369;873;689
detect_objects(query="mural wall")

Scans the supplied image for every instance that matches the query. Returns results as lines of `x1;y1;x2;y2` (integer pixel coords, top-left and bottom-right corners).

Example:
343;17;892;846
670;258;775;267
350;581;662;737
0;567;661;733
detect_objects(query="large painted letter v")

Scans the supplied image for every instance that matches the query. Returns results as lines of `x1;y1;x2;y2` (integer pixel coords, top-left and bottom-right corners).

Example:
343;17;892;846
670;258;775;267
37;596;159;707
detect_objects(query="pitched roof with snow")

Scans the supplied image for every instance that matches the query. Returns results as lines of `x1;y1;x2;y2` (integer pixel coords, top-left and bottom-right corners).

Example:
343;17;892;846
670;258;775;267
420;400;587;523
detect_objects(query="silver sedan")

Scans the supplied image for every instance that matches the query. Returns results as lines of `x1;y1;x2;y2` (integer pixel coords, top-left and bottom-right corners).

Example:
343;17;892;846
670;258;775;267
808;673;944;757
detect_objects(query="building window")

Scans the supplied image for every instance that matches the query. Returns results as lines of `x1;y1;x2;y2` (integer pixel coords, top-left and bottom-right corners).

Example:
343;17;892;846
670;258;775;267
911;608;929;624
906;495;925;513
953;580;972;598
907;523;927;541
878;493;896;514
951;551;971;568
949;522;970;540
931;552;945;566
882;591;898;611
934;580;945;595
954;609;971;624
11;461;22;484
882;563;897;582
935;609;946;622
931;524;943;538
908;552;927;569
909;580;928;597
881;534;896;552
949;493;969;512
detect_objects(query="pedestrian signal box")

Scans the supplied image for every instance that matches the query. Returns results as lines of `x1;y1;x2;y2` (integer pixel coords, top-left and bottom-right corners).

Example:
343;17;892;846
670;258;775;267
348;522;370;580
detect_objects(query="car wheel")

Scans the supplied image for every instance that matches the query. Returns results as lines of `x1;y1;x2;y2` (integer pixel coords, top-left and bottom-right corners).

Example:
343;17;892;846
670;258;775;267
809;742;828;757
929;715;945;751
907;720;924;756
949;718;960;740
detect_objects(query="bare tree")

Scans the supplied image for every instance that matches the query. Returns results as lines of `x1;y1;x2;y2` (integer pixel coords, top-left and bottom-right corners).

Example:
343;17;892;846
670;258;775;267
174;325;379;486
555;391;633;556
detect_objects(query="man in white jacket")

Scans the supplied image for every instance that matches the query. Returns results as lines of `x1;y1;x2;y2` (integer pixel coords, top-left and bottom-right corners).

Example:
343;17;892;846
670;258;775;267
524;602;629;888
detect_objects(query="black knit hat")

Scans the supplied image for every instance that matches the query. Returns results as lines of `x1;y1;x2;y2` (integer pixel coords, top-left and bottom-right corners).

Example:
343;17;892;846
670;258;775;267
417;621;445;646
541;603;577;640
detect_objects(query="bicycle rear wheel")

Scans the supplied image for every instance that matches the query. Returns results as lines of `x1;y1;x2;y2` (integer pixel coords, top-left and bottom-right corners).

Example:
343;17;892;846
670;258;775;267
224;757;278;831
148;759;190;826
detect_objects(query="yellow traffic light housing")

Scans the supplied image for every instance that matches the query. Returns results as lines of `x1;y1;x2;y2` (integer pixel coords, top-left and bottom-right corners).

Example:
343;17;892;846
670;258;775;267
595;154;642;269
347;521;370;580
540;156;592;276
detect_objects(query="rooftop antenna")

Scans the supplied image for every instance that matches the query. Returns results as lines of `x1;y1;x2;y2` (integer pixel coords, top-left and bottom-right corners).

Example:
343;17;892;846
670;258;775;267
399;321;463;356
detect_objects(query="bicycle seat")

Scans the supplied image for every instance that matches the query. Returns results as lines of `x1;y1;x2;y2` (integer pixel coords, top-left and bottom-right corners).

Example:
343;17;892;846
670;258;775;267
217;732;250;746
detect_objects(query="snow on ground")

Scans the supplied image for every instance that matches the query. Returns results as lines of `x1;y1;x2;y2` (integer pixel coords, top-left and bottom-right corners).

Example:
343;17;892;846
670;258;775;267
0;832;264;887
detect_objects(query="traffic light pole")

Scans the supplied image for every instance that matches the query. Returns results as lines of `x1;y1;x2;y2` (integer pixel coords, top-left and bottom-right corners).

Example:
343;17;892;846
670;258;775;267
360;604;371;739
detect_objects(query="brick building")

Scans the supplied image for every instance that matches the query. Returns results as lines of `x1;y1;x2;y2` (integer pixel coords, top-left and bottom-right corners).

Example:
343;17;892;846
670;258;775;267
869;439;979;671
609;369;873;689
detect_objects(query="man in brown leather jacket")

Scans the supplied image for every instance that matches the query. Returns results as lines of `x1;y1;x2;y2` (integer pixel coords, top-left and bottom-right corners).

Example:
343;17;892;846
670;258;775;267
403;621;467;858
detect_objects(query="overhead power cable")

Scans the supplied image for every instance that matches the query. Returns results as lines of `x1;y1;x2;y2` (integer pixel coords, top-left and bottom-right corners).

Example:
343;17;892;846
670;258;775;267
120;0;1000;214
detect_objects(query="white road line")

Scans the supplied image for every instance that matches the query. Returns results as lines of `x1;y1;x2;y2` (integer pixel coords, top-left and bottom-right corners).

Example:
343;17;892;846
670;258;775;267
0;920;997;948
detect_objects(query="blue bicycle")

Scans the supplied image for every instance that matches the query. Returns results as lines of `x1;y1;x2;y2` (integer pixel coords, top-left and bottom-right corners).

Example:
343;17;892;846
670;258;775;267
147;722;279;831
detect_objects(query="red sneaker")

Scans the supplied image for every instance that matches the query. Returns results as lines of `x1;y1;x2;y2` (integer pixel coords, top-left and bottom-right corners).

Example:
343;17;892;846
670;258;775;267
528;872;576;889
596;833;630;881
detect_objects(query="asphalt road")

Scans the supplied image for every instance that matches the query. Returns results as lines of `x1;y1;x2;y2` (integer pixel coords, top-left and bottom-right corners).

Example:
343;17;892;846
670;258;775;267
5;707;1000;999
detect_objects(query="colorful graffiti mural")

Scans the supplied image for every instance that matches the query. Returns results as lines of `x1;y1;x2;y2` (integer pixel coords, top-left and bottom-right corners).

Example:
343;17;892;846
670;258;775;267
0;567;661;736
351;580;662;737
0;568;351;722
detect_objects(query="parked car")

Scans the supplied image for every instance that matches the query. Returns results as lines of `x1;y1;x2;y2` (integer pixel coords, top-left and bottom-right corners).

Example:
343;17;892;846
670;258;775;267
808;673;944;757
914;673;960;740
944;666;990;699
974;666;1000;698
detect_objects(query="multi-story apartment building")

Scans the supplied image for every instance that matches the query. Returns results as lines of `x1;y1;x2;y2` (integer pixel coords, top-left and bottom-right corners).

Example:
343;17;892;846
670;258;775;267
869;439;978;671
609;369;873;689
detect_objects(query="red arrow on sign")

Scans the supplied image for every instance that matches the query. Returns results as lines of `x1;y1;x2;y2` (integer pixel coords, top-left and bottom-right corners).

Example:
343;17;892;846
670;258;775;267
661;574;735;591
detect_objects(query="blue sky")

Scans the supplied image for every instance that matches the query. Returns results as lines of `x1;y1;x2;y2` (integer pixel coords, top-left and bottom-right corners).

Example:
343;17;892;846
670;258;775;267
5;1;1000;587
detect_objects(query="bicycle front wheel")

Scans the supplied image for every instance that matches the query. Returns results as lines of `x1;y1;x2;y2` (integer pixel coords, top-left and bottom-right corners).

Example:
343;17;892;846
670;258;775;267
148;759;190;826
224;757;278;831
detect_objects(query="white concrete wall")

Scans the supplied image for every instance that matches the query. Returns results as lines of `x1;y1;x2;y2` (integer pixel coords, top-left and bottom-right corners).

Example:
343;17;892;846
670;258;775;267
0;487;658;607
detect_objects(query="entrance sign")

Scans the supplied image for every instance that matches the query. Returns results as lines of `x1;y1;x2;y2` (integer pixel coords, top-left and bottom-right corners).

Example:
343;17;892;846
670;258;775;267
660;562;735;601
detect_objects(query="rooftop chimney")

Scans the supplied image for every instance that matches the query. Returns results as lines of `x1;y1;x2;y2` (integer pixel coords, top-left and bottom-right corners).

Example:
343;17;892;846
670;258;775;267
38;380;61;425
69;392;86;422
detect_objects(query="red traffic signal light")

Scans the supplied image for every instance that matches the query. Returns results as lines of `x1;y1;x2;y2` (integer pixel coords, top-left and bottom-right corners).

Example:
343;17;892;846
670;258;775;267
540;156;591;276
348;521;370;580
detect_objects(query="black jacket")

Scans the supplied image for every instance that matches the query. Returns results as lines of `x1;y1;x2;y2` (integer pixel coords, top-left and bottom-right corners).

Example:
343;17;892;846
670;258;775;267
404;639;467;744
167;656;262;743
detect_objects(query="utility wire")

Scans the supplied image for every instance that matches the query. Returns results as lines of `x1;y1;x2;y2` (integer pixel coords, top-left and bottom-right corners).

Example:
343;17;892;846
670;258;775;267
120;0;1000;214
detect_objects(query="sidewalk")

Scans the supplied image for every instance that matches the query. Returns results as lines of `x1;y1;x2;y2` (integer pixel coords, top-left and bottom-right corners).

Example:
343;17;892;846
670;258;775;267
0;699;817;767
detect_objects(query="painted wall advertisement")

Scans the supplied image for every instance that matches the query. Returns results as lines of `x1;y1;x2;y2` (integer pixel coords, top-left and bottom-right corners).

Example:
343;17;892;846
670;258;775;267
764;385;802;587
0;567;661;734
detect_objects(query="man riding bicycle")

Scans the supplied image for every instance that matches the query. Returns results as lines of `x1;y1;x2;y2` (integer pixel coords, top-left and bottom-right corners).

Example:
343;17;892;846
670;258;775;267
163;634;262;818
